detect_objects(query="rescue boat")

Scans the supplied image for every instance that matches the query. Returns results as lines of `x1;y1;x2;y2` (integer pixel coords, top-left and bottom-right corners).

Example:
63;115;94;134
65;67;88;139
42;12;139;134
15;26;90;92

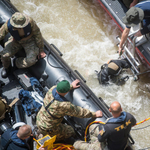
97;0;150;76
0;0;134;149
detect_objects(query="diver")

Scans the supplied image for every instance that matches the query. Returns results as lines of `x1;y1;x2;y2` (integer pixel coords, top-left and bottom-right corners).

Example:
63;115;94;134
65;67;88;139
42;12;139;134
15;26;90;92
96;58;131;85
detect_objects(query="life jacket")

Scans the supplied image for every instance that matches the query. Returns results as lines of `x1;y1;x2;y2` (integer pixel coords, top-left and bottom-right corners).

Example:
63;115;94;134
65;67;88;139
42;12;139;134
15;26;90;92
43;88;68;119
7;19;32;41
98;112;136;150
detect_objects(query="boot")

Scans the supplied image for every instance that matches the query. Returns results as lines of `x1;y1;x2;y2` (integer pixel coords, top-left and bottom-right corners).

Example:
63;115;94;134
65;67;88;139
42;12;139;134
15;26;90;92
1;67;10;78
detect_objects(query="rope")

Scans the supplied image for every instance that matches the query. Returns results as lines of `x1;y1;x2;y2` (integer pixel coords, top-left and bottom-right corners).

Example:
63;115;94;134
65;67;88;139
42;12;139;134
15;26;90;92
53;143;75;150
33;137;75;150
134;117;150;126
84;121;105;142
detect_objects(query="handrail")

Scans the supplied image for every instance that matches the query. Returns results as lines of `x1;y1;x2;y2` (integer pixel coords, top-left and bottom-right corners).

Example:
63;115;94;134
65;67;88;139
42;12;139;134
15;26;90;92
116;36;140;74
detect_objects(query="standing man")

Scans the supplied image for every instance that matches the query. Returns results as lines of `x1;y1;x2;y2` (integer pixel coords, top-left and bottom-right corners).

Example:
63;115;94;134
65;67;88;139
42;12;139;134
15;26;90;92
119;1;150;55
36;79;103;142
1;124;32;150
98;101;136;150
0;12;46;78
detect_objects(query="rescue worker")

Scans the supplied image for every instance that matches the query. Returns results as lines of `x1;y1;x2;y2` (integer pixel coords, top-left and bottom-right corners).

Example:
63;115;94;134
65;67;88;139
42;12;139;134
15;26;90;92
98;101;136;150
1;124;32;150
36;79;103;142
97;58;131;85
119;1;150;55
73;101;136;150
0;12;46;78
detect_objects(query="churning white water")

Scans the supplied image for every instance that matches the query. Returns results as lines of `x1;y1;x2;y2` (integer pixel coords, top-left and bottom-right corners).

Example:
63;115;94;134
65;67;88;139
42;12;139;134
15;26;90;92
10;0;150;149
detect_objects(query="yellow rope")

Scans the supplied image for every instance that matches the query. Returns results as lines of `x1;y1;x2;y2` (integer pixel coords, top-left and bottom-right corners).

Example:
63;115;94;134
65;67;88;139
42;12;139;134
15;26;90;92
134;117;150;126
53;143;76;150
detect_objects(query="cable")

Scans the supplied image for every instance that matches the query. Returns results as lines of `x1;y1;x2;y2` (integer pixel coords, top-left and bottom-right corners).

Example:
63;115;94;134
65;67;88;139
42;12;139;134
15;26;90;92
132;124;150;131
138;147;150;150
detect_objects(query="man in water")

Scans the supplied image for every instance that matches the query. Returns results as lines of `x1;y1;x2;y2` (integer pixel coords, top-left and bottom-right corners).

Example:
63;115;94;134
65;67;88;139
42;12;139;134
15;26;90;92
119;1;150;55
96;58;131;85
36;79;103;142
73;101;136;150
0;12;46;78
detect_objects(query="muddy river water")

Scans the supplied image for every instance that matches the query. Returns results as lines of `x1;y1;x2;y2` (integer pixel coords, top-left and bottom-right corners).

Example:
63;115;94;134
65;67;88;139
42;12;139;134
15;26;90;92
10;0;150;149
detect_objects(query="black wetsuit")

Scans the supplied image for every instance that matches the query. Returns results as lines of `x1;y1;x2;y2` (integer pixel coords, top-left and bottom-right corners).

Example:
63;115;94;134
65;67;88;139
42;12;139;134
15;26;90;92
108;59;131;75
98;59;131;84
98;112;136;150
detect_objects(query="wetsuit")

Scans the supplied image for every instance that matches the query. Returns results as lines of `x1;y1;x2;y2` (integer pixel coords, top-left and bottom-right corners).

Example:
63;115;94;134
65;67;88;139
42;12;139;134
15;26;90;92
98;112;136;150
108;59;131;75
98;59;130;84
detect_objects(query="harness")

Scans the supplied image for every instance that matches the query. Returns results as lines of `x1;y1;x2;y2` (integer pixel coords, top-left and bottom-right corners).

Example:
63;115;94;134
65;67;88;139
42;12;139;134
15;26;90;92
43;99;61;119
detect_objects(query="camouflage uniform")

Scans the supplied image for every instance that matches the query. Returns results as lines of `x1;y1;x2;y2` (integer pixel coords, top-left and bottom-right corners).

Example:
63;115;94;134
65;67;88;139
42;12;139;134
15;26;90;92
73;124;105;150
36;86;96;142
0;13;44;68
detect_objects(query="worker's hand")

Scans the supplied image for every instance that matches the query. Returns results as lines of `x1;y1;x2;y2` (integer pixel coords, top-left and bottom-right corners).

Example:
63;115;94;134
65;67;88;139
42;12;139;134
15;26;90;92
71;79;80;89
134;30;142;37
95;110;103;118
118;47;124;56
39;146;48;150
38;51;46;59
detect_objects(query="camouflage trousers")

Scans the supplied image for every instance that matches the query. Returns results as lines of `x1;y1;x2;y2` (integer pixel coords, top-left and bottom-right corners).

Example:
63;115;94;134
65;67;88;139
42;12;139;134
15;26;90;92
0;36;39;68
73;124;106;150
38;123;75;142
